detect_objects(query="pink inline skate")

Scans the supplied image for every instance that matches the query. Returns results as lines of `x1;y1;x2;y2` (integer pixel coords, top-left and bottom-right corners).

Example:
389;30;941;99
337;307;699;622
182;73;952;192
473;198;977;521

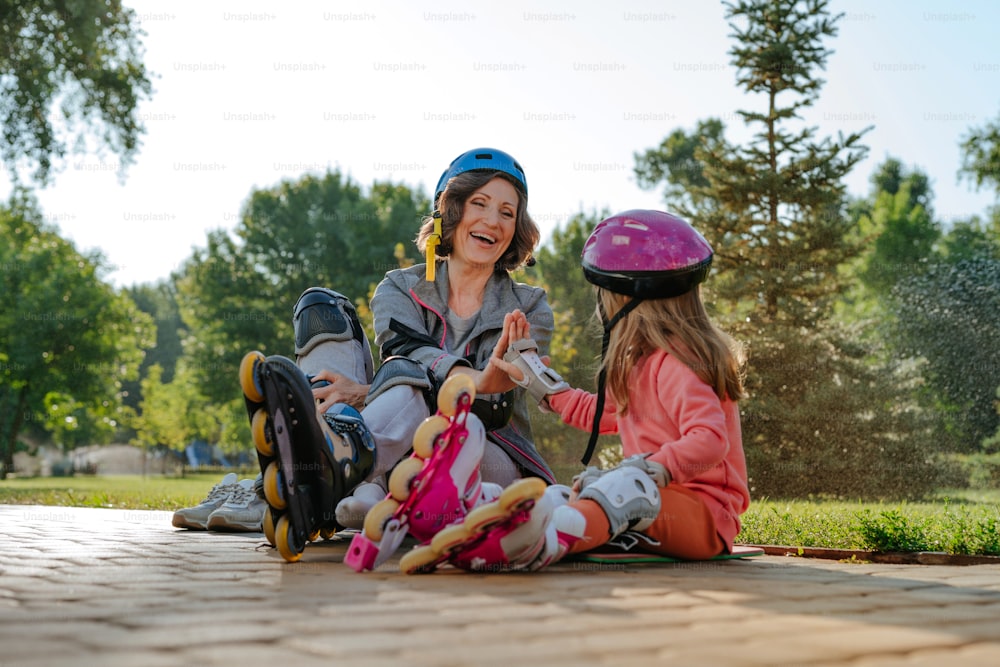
398;482;586;574
344;373;487;572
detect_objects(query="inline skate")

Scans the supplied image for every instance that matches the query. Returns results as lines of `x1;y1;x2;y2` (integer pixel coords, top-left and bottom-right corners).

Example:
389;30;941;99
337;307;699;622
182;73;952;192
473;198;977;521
344;373;487;572
239;352;375;562
397;482;585;574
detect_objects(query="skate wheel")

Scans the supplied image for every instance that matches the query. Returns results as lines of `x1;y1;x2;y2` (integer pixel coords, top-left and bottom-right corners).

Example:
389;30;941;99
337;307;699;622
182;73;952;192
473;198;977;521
388;457;425;501
412;415;450;459
240;351;266;403
463;502;509;534
499;477;547;512
251;409;274;457
400;545;442;575
308;528;321;542
263;461;286;510
437;373;476;417
320;528;336;540
430;522;473;554
363;498;400;542
263;506;276;546
275;515;303;563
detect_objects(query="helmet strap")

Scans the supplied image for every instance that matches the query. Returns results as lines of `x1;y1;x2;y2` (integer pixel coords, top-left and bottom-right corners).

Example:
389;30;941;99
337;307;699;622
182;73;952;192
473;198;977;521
581;297;642;465
425;212;443;282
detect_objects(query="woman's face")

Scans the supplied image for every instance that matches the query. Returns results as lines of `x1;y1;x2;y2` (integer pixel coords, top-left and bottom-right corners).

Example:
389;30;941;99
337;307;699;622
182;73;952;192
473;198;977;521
451;176;518;271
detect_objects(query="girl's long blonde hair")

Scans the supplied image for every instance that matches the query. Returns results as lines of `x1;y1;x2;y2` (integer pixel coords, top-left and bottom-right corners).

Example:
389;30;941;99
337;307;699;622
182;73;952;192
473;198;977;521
598;287;746;415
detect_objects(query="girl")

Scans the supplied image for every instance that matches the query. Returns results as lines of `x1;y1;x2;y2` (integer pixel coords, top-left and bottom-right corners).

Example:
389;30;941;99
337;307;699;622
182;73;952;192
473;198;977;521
399;209;750;572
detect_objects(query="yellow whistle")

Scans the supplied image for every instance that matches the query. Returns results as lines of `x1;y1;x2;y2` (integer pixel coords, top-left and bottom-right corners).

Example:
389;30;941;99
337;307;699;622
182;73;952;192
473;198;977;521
425;212;442;282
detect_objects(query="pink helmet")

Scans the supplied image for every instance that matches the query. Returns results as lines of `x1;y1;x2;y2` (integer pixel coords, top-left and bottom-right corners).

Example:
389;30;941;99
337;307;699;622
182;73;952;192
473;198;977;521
581;209;713;299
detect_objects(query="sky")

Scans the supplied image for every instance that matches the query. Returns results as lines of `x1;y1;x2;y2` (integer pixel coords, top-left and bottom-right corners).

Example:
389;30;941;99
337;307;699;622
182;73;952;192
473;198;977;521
3;0;999;288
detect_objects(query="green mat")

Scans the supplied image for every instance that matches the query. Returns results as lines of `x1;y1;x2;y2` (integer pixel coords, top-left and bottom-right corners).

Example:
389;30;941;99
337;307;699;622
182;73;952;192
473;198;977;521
570;544;764;564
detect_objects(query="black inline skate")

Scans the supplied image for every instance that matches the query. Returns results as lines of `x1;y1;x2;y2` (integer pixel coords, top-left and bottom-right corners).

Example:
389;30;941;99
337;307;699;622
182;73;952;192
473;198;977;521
239;352;375;562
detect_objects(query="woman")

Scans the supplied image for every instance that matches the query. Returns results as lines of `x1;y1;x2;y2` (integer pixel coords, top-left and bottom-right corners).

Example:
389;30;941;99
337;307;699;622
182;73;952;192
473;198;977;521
304;148;557;529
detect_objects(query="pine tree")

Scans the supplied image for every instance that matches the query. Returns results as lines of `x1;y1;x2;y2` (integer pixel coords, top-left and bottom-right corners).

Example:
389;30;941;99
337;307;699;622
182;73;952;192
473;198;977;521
698;0;869;326
637;0;938;498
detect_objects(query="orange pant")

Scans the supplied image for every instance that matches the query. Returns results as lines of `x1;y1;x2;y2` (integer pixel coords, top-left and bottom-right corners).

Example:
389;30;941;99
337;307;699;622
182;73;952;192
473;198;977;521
567;483;726;561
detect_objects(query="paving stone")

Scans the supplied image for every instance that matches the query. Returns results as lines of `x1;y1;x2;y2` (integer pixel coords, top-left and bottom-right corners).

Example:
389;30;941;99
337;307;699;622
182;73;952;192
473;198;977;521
2;503;1000;666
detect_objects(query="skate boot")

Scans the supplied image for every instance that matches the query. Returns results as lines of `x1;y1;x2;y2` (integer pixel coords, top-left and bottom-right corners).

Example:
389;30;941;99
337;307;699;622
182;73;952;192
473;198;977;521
239;351;375;562
399;483;586;574
345;373;485;572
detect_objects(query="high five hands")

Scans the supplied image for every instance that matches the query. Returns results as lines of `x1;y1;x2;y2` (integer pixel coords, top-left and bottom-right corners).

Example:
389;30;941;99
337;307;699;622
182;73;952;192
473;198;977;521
450;310;540;395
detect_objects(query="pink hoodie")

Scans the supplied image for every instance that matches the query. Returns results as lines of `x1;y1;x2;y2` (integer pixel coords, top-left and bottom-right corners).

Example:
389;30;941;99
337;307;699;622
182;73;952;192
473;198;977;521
548;349;750;548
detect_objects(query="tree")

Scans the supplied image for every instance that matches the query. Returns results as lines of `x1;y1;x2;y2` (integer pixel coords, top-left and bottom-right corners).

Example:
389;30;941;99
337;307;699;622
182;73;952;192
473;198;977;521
172;173;426;456
176;172;426;407
891;258;1000;452
122;280;186;423
833;158;940;335
127;281;185;384
880;116;1000;455
133;365;188;455
133;363;225;459
843;158;940;298
0;197;154;477
0;0;152;184
954;114;1000;454
634;0;937;498
869;158;932;210
887;205;1000;453
634;119;727;216
959;113;1000;197
954;110;1000;260
938;215;1000;263
175;230;278;408
237;173;426;307
696;0;871;325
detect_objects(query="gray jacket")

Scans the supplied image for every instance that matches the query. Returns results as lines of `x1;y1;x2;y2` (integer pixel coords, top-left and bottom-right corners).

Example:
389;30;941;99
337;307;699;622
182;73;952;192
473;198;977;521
370;261;556;483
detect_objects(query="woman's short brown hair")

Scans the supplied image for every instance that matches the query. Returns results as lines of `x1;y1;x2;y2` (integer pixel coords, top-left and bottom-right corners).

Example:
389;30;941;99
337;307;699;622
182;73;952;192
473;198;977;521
415;171;540;272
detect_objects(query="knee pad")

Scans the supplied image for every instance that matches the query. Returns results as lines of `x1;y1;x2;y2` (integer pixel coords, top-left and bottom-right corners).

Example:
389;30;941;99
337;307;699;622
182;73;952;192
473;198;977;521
578;466;661;538
365;355;434;406
294;287;374;383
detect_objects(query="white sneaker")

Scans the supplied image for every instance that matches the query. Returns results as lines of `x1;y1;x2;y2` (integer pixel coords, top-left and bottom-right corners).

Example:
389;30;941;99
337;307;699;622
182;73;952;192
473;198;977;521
172;472;240;530
207;478;265;532
335;481;386;529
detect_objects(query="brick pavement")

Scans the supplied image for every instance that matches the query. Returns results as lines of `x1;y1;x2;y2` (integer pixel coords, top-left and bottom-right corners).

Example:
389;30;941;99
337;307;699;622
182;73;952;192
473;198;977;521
1;504;1000;667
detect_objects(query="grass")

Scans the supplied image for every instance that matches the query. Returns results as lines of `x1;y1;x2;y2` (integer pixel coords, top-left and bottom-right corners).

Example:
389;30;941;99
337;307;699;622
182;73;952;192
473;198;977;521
0;474;239;511
3;474;999;556
741;493;1000;556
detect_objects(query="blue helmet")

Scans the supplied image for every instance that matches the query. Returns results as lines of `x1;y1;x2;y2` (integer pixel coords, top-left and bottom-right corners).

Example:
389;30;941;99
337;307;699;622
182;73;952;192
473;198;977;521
433;148;528;207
